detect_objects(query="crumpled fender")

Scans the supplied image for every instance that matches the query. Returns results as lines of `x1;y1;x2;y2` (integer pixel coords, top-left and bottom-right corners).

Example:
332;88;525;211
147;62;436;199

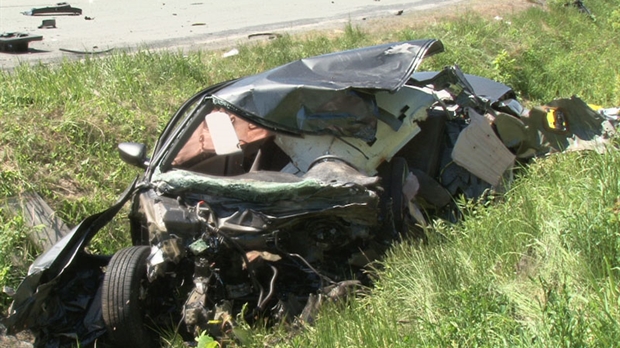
2;177;139;334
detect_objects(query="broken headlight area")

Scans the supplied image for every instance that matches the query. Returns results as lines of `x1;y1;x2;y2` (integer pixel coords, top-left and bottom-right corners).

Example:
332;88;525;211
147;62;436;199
140;159;386;340
3;39;618;347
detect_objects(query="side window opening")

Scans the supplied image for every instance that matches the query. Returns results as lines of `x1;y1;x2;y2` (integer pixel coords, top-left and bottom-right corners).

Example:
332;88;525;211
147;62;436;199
172;108;290;176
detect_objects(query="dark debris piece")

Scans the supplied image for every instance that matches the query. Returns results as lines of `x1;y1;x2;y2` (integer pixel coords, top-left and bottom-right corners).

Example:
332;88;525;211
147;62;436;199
0;32;43;53
565;0;594;19
23;2;82;16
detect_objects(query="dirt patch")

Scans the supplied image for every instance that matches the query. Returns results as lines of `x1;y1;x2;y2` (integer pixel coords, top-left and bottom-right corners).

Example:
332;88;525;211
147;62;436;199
0;325;34;348
360;0;537;33
378;0;536;27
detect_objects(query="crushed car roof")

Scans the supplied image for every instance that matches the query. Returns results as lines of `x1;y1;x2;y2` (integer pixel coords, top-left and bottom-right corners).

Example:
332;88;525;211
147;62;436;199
211;39;444;138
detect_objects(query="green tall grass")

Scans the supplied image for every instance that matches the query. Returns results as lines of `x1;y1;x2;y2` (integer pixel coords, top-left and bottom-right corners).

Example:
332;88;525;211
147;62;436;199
278;147;620;348
1;0;619;345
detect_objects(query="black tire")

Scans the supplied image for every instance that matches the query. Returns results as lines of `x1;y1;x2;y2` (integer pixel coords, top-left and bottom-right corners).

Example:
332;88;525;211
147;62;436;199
102;246;155;347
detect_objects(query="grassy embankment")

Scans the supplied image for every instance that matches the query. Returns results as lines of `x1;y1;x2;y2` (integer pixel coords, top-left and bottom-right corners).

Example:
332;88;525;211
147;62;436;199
1;0;619;346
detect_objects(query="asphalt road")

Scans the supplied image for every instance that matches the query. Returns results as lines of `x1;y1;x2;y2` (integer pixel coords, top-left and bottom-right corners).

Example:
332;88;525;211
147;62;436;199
0;0;465;69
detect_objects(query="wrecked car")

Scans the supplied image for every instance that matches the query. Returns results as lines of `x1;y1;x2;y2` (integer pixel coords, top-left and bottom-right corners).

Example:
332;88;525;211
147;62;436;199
2;39;615;347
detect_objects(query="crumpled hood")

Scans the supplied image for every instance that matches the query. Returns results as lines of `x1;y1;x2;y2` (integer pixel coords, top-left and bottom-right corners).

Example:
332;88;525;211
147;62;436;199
211;39;444;139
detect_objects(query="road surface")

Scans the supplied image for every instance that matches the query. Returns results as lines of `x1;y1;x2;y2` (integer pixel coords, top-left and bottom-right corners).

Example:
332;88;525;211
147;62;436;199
0;0;473;69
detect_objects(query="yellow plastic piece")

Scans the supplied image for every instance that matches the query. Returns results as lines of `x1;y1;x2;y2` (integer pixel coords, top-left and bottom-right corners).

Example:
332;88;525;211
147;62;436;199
588;103;602;111
545;107;568;132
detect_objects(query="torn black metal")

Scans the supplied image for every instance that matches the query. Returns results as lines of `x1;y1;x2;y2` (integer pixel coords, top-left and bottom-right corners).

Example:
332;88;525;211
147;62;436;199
2;178;138;347
22;2;82;16
3;39;617;347
0;32;43;53
211;39;444;140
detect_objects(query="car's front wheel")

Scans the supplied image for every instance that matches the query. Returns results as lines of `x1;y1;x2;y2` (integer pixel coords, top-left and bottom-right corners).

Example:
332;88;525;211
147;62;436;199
101;245;155;347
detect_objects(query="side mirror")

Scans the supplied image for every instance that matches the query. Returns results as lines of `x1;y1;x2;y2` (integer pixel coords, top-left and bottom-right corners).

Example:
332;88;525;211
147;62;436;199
118;142;149;169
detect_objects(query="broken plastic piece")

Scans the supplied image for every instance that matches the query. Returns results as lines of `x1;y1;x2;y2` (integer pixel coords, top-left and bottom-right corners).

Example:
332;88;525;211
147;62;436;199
38;19;56;29
23;2;82;16
0;32;42;53
522;96;614;154
451;109;516;186
544;107;569;133
222;48;239;58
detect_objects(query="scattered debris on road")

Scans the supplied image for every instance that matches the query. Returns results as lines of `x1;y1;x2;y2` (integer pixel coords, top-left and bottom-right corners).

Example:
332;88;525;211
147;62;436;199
22;2;82;16
0;33;43;53
58;47;114;55
248;32;282;40
37;19;56;29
